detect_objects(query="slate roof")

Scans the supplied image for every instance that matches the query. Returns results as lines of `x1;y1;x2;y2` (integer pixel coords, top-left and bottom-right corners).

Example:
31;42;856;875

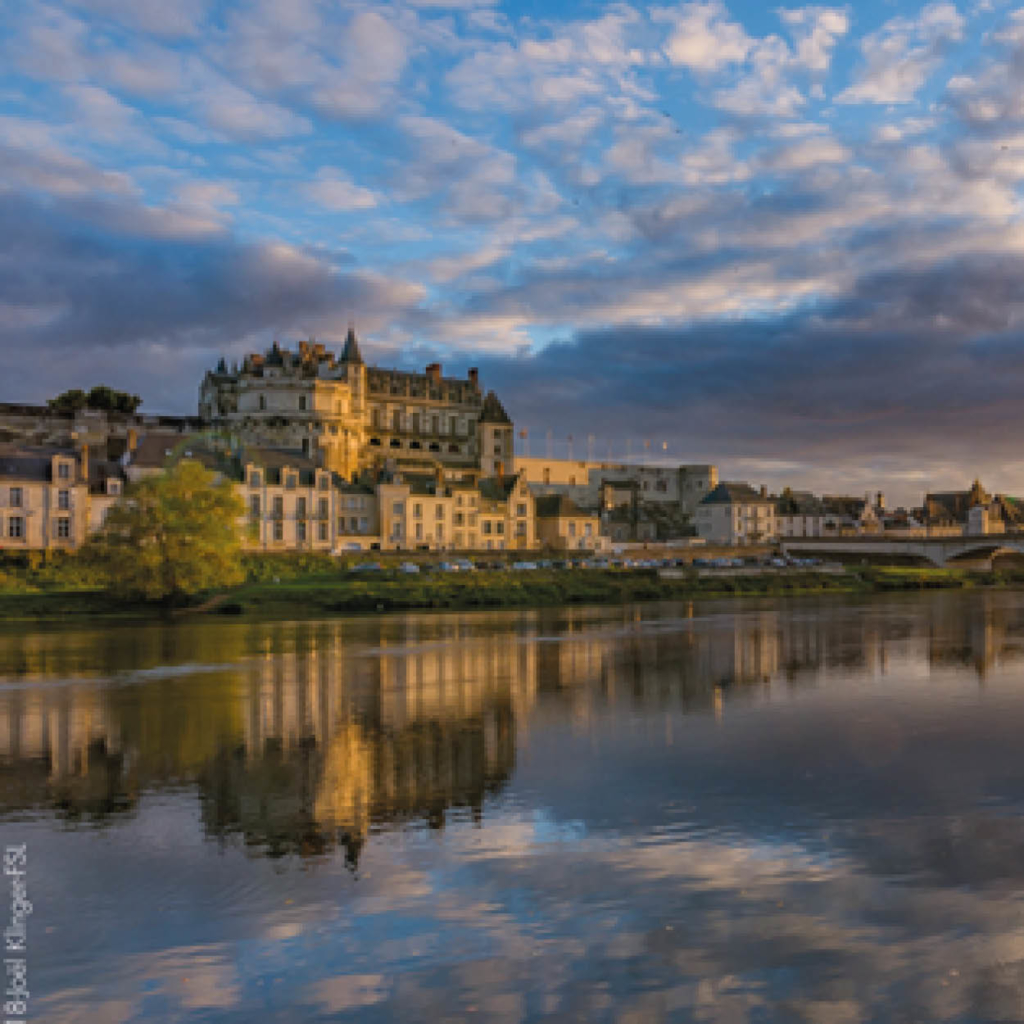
479;391;512;425
340;327;363;365
776;490;824;515
700;482;771;505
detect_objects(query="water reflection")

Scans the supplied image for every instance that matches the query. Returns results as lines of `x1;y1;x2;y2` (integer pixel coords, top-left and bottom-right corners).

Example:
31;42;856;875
8;592;1024;1021
4;591;1024;854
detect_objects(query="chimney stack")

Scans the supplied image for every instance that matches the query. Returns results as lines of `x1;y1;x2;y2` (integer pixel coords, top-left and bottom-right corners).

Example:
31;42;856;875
759;484;767;499
876;491;885;510
79;442;89;484
426;362;442;384
127;428;138;453
468;367;479;387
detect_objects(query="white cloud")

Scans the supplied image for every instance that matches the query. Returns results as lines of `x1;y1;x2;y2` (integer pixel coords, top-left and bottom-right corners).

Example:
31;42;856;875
778;6;850;72
838;2;966;105
303;169;379;212
659;1;753;71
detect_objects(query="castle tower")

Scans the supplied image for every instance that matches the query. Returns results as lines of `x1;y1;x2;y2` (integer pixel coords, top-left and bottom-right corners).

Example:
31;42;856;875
479;391;514;477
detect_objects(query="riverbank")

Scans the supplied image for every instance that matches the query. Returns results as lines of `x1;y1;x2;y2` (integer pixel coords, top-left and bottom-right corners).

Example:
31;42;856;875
2;565;1024;624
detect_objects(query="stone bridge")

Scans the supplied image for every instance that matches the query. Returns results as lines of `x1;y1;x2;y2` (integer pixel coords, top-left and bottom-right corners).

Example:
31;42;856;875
779;535;1024;569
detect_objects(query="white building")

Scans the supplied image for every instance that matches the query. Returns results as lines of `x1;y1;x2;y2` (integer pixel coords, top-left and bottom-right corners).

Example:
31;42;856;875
695;482;777;546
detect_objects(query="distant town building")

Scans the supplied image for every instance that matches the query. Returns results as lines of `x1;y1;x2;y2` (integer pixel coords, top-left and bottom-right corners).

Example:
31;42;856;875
695;482;777;545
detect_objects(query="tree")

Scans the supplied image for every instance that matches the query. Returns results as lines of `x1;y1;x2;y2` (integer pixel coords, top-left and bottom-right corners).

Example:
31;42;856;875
48;385;142;414
89;460;245;604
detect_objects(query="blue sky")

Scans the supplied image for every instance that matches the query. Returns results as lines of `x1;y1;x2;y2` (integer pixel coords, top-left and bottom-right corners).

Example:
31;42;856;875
4;0;1024;501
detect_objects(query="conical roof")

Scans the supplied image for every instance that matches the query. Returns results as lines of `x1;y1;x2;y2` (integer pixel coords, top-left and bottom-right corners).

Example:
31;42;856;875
340;327;364;365
479;390;512;425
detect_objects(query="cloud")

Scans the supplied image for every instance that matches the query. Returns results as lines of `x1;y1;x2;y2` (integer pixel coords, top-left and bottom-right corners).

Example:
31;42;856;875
658;1;753;71
838;2;966;105
302;169;379;212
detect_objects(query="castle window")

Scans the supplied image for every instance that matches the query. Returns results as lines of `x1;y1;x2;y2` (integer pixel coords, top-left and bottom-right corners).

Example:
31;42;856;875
273;496;283;517
250;470;262;488
435;505;445;520
286;473;297;489
392;410;402;431
9;488;22;508
296;497;307;518
390;438;401;449
413;503;422;518
318;521;328;541
58;463;70;480
297;520;306;542
8;517;23;539
259;395;266;410
57;517;70;539
337;515;345;534
370;437;381;446
58;490;70;510
429;442;440;452
298;395;307;411
318;498;328;518
250;495;260;517
448;443;460;453
318;475;329;491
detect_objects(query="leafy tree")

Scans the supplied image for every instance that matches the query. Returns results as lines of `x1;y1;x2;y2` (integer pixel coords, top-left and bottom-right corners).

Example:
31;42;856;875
89;460;245;604
48;386;142;414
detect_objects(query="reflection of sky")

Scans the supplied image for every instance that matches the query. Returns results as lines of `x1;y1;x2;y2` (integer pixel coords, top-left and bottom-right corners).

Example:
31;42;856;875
12;593;1024;1020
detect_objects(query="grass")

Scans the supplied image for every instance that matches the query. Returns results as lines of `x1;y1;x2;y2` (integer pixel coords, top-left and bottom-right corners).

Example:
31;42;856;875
5;560;1024;624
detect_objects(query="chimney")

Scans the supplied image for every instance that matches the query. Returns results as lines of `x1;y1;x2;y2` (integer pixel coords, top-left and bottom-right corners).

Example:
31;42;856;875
759;484;767;499
468;367;479;387
426;362;442;384
127;428;138;453
79;442;89;483
876;491;885;510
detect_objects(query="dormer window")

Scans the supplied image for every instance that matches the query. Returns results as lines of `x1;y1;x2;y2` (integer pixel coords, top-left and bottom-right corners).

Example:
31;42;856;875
57;463;70;480
285;473;297;489
250;471;262;488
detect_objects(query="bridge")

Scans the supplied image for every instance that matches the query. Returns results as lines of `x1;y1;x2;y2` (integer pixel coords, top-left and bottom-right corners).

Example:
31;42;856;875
779;535;1024;569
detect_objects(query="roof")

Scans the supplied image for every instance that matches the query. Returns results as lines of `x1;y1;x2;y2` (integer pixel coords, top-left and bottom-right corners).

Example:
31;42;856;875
535;494;592;518
340;327;363;365
479;475;519;502
478;390;512;425
776;489;824;515
0;448;58;482
700;482;771;505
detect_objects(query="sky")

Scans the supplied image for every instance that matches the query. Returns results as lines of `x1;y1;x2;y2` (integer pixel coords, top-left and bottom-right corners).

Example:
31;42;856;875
3;0;1024;503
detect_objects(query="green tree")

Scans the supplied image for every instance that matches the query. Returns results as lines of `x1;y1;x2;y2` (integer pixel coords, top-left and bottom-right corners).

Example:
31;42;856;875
48;386;142;414
89;460;245;604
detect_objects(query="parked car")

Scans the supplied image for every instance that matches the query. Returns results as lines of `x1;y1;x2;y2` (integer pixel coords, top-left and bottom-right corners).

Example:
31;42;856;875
512;561;538;571
398;562;420;574
453;558;475;572
350;562;383;573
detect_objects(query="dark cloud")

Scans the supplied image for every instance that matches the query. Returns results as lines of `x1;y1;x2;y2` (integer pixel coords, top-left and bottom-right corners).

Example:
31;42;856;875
0;190;422;407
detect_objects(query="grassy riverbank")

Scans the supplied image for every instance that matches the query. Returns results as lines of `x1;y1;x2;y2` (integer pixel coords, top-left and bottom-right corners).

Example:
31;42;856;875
2;561;1024;624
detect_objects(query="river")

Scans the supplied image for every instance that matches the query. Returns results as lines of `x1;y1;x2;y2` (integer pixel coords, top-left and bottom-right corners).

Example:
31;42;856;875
4;591;1024;1022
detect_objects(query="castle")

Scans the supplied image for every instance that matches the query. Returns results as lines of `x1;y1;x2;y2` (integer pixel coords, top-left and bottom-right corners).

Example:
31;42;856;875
198;329;514;483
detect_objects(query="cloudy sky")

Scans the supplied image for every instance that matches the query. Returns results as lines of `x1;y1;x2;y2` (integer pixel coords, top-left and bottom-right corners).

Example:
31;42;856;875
4;0;1024;501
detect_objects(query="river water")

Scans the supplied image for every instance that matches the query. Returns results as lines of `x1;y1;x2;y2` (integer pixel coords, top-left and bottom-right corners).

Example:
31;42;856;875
4;591;1024;1022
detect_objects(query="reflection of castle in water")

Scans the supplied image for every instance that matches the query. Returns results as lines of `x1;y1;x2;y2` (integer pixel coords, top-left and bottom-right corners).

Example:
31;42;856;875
5;595;1024;858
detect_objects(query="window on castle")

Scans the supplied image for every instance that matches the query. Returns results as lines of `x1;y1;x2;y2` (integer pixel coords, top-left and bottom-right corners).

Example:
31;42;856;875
9;488;22;508
297;497;307;518
58;490;69;510
318;521;328;541
273;496;283;517
390;438;401;448
258;395;266;410
413;503;422;518
58;463;70;480
250;495;260;517
57;517;71;539
298;395;307;411
318;498;328;518
285;474;297;489
297;521;306;542
435;505;445;520
8;517;23;539
318;475;329;490
250;471;261;488
274;520;283;542
392;411;402;431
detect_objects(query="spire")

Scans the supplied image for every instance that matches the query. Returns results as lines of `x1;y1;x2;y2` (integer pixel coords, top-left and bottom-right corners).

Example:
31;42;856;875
479;390;512;425
340;325;364;365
